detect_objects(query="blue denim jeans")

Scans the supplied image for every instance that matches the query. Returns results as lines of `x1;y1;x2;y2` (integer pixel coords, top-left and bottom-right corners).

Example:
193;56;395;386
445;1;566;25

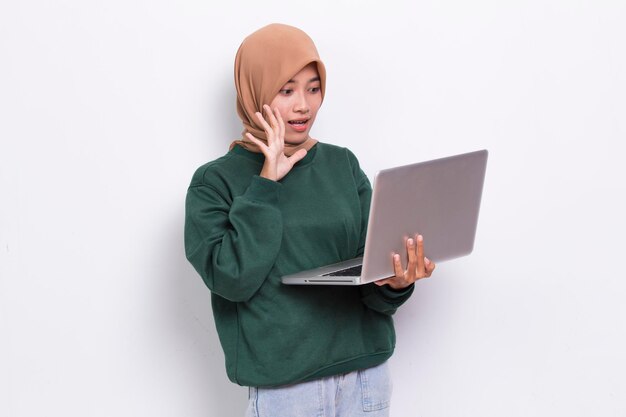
245;361;392;417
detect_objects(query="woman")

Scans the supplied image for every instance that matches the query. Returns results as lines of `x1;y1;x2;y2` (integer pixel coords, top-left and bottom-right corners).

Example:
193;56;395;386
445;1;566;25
184;23;435;417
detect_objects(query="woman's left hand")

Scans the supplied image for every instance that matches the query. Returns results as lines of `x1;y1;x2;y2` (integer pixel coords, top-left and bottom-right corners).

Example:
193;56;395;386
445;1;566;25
375;234;436;290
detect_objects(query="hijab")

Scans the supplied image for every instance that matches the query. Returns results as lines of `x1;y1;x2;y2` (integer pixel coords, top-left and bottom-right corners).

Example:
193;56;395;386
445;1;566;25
230;23;327;156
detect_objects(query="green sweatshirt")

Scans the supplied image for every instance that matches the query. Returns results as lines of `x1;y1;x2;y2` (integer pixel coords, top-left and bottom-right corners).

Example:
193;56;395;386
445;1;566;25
184;142;414;387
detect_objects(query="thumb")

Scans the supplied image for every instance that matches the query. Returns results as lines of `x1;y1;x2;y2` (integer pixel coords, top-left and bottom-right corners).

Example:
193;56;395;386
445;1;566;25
287;149;308;165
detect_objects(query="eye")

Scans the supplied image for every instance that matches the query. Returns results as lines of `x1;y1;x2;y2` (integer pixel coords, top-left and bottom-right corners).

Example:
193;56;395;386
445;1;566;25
279;89;293;95
309;87;321;93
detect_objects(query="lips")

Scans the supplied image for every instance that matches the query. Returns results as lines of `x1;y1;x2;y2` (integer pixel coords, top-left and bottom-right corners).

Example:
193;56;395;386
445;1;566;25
287;118;309;132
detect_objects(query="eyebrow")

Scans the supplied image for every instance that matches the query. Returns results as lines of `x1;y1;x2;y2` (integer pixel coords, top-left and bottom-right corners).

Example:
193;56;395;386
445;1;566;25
285;76;321;84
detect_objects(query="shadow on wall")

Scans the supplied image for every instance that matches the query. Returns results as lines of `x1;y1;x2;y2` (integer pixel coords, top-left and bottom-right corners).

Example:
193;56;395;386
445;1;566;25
162;207;247;416
207;72;243;152
154;72;247;416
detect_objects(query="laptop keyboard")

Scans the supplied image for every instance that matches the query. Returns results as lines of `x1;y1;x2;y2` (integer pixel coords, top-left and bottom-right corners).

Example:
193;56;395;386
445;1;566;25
322;264;363;277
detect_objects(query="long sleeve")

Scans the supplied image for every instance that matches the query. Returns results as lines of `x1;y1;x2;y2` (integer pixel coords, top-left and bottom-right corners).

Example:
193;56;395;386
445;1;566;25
185;143;408;387
360;283;415;315
184;175;283;302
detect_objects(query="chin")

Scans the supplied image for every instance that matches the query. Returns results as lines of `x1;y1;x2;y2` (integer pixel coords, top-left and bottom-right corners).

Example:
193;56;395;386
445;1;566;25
284;134;310;145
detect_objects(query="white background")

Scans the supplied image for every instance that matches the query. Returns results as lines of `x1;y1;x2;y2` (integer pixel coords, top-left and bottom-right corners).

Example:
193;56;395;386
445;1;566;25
1;1;625;416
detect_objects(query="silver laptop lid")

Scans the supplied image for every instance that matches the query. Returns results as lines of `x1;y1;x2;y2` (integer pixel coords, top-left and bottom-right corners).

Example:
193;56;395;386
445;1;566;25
360;149;488;284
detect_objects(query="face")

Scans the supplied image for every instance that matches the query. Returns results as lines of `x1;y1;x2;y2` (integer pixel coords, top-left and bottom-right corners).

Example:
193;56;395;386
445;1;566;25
269;63;322;145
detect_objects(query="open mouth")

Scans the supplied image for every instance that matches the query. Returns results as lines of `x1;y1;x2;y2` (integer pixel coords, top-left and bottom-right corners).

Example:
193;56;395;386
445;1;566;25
287;118;309;131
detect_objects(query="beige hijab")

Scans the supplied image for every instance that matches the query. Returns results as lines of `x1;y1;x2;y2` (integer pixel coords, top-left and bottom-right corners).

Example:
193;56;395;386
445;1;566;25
230;23;327;156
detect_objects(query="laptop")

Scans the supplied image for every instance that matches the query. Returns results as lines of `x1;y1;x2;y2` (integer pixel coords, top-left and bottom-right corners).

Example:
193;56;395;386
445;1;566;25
281;149;488;285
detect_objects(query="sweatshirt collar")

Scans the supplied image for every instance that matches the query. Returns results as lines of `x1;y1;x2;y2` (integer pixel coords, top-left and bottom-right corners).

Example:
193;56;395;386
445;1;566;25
231;143;318;167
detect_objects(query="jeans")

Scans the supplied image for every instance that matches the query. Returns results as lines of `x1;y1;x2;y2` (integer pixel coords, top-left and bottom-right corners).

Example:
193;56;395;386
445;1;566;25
245;361;392;417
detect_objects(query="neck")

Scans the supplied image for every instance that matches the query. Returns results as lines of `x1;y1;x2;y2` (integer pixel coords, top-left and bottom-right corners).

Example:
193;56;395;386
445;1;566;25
231;136;318;156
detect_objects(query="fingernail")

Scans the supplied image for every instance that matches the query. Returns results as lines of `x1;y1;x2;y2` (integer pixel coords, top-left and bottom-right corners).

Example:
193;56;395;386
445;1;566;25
417;235;423;242
424;257;430;264
407;238;414;245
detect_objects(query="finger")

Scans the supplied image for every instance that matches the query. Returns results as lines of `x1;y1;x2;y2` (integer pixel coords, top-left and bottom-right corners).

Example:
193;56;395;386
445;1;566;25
254;111;274;138
263;104;279;131
245;133;269;153
416;234;426;274
425;258;436;276
274;107;285;141
406;238;417;278
375;278;390;286
393;253;404;278
287;148;307;165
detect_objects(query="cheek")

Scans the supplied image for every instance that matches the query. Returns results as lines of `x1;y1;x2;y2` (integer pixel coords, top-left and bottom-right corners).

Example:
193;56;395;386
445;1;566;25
269;96;289;115
310;97;322;118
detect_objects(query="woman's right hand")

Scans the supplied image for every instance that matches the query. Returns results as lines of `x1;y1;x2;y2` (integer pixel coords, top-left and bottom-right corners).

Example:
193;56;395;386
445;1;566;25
245;104;308;182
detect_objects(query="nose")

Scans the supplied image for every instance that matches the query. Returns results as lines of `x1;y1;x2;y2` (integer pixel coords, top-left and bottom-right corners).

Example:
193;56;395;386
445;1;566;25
293;92;310;114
